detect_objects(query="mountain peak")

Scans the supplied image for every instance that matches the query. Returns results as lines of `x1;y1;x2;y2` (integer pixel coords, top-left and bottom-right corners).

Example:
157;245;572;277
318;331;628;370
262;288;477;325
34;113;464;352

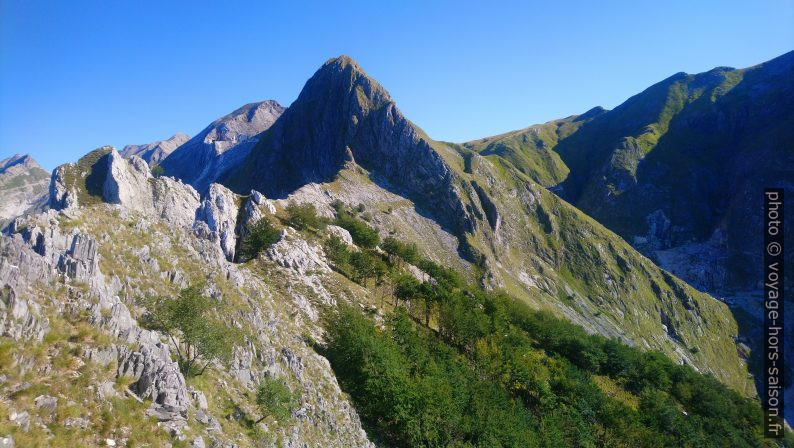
323;54;359;69
0;153;44;174
299;55;392;111
121;132;190;165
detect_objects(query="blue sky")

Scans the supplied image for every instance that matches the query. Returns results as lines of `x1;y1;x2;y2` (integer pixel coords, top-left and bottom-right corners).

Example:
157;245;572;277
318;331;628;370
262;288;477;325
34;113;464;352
1;1;793;170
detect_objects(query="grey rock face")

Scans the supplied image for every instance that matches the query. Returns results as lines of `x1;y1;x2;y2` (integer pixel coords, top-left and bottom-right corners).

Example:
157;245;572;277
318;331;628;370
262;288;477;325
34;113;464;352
49;164;78;211
33;394;57;413
0;283;48;341
8;411;29;431
1;208;192;425
195;183;239;261
266;228;330;275
1;150;376;446
117;342;189;416
102;150;200;228
121;133;190;165
0;154;50;226
161;101;285;194
326;225;353;246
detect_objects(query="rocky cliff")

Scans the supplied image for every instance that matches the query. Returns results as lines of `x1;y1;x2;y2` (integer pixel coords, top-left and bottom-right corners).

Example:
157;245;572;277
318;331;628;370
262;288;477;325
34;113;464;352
554;51;793;295
0;154;50;228
2;53;779;445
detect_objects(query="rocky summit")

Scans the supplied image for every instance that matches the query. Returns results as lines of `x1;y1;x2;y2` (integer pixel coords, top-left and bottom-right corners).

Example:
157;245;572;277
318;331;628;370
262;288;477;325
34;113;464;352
0;53;788;447
0;154;50;227
121;133;191;165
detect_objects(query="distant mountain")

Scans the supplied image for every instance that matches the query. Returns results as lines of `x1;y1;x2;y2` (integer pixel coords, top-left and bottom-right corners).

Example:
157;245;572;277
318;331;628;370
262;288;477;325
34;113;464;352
468;51;794;295
160;100;284;194
555;52;793;293
121;132;190;165
0;154;49;226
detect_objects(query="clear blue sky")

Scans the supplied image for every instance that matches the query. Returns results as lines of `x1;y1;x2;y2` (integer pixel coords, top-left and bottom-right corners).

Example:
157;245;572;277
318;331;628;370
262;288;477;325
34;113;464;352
1;0;792;170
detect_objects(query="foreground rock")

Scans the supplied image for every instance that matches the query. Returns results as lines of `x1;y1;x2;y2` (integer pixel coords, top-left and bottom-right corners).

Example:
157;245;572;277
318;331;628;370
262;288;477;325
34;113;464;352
0;150;374;446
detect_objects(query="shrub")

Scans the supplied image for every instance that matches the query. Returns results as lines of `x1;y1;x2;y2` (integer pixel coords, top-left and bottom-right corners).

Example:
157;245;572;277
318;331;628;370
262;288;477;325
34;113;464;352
150;164;165;178
254;377;297;425
336;215;379;248
238;217;281;262
324;235;351;267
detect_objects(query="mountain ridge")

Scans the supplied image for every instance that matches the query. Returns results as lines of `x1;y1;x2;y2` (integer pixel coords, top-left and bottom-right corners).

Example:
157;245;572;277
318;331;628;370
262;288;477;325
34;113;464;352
0;153;50;226
121;132;190;165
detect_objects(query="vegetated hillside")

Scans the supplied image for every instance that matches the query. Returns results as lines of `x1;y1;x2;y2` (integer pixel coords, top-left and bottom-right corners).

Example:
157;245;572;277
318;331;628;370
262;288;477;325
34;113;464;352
0;154;50;227
461;106;606;187
464;51;794;421
216;56;753;394
0;148;780;447
471;51;793;296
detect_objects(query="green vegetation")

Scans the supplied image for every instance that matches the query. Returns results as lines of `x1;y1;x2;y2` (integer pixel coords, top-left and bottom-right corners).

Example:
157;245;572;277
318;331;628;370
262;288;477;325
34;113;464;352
142;285;236;376
59;146;113;206
254;377;298;425
324;234;387;286
150;163;165;178
348;251;387;286
238;217;281;262
323;235;772;448
285;201;326;231
381;236;419;265
335;214;379;248
324;235;351;267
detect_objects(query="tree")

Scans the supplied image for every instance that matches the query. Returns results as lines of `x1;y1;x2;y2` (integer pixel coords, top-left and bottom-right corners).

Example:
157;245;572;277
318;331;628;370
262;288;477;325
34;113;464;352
324;235;350;267
349;251;387;285
285;201;326;231
336;215;380;248
238;217;281;262
393;274;420;306
142;285;234;376
382;237;419;265
254;377;296;424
